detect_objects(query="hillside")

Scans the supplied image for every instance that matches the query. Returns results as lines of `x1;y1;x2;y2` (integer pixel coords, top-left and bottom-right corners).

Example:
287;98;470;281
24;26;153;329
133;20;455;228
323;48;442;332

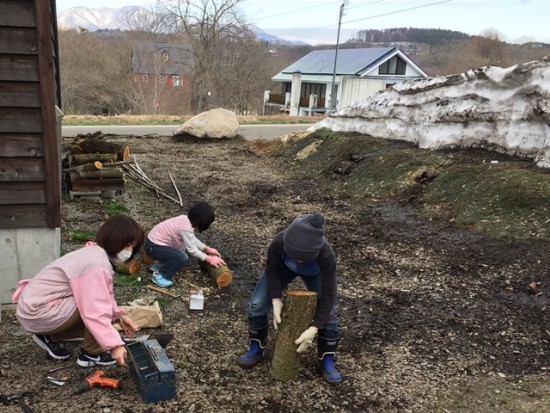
353;27;472;46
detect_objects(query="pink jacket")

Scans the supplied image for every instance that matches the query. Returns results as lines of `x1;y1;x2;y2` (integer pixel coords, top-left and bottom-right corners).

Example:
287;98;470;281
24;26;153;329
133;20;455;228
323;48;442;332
148;215;207;260
13;242;126;351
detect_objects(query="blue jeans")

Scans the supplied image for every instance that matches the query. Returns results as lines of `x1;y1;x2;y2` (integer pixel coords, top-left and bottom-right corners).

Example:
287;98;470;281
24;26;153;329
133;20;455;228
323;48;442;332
247;268;339;340
144;238;189;280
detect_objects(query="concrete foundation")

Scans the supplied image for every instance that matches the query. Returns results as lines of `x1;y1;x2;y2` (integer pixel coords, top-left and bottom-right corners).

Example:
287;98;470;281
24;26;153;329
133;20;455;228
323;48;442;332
0;228;60;305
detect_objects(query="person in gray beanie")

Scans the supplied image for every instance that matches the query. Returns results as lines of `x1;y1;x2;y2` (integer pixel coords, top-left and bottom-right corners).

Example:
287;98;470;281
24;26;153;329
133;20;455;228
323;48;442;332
236;213;342;384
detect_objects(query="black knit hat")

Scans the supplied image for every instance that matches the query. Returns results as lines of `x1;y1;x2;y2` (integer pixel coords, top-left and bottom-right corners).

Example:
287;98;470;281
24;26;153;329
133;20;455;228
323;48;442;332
283;213;325;262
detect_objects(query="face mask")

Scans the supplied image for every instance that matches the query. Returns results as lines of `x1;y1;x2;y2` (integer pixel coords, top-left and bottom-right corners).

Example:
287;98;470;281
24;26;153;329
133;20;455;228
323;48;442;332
115;248;133;263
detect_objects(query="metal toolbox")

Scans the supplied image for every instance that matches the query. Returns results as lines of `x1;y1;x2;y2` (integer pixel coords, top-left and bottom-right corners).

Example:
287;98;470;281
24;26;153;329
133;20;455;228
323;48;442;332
126;339;176;403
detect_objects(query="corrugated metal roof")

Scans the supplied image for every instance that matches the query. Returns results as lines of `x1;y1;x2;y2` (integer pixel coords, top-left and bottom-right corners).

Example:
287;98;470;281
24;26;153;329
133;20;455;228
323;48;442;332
281;47;395;75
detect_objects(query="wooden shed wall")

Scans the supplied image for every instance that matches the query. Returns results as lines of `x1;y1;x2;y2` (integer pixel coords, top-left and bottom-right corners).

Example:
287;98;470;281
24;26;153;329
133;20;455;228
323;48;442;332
0;0;61;228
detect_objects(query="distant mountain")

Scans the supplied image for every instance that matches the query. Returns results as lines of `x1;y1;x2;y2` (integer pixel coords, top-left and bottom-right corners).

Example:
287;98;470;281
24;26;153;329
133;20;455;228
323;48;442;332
57;6;156;31
250;26;308;47
57;6;307;46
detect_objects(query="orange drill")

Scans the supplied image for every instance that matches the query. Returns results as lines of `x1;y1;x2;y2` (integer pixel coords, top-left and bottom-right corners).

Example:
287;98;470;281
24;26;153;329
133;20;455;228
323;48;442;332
74;370;120;394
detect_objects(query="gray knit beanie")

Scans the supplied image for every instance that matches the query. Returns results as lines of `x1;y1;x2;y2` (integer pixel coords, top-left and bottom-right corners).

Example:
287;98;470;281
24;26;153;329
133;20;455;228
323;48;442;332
283;213;325;262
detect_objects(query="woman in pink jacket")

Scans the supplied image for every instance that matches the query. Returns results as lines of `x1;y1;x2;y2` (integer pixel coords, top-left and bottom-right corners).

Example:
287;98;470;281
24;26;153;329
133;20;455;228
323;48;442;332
12;215;144;367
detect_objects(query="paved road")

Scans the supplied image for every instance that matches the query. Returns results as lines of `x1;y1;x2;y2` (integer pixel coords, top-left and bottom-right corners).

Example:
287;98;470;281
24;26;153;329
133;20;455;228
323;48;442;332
62;124;315;141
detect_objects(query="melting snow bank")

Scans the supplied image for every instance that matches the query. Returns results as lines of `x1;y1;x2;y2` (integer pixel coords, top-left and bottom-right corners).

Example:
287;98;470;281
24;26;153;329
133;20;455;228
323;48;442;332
310;57;550;168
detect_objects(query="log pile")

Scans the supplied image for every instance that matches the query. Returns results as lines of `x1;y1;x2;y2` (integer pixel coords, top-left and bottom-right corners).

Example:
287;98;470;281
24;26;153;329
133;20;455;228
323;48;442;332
64;131;130;196
64;131;185;205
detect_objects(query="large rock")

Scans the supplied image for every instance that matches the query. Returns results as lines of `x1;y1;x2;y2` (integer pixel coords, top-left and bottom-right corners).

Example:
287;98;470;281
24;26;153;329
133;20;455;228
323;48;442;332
311;57;550;168
176;108;239;139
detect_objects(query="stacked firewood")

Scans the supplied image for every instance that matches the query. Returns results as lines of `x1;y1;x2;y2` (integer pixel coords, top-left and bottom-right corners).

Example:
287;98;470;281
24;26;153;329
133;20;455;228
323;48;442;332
64;131;130;194
64;132;185;205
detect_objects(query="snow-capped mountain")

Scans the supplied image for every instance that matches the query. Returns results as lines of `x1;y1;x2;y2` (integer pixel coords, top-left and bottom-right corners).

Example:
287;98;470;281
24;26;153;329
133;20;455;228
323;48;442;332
57;6;307;45
57;6;157;31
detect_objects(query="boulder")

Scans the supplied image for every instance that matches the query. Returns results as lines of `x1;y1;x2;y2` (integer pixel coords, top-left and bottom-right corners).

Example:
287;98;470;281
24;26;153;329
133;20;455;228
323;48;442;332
176;108;239;139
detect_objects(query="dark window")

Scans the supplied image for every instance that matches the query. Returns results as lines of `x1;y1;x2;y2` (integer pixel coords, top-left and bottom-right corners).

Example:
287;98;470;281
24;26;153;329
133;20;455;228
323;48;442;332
378;55;407;75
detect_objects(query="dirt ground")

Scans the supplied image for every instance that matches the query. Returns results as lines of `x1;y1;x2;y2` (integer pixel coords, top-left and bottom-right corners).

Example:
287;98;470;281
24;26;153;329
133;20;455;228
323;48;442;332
1;132;549;413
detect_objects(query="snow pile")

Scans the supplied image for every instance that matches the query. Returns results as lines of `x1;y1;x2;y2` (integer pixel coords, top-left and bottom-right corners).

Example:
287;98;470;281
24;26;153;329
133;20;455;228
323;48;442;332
311;57;550;168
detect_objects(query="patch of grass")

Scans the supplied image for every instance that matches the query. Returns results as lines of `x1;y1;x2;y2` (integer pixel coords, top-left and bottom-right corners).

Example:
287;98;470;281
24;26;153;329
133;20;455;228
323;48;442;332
272;132;550;241
418;163;550;239
64;229;95;243
62;114;315;126
113;273;146;303
113;274;143;287
313;127;347;141
106;199;129;217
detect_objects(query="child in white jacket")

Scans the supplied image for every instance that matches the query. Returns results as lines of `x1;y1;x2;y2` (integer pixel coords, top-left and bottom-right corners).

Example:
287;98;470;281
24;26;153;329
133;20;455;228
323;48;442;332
144;202;225;288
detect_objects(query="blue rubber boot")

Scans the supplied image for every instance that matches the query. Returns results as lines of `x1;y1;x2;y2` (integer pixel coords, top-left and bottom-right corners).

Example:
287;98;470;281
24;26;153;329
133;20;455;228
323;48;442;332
237;326;267;368
318;337;342;384
318;354;342;384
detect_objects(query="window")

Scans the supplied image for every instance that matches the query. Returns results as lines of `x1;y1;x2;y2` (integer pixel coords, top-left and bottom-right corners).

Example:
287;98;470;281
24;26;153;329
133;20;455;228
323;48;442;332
378;55;407;75
173;75;182;86
143;74;149;83
159;75;165;84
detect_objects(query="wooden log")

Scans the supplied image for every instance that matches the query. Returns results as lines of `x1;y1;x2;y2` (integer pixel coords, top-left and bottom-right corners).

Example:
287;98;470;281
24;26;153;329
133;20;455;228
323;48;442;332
199;258;233;288
142;249;154;265
72;153;117;165
71;138;129;161
63;161;103;172
118;145;130;161
72;169;124;180
69;178;125;192
114;260;140;275
76;131;103;139
271;290;317;382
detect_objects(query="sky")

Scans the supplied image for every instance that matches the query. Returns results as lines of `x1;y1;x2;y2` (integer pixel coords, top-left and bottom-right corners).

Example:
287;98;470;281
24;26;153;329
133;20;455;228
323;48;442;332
55;0;550;45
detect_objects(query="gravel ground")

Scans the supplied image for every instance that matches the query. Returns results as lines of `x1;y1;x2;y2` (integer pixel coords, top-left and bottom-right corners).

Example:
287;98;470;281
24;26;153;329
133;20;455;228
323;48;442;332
1;133;549;413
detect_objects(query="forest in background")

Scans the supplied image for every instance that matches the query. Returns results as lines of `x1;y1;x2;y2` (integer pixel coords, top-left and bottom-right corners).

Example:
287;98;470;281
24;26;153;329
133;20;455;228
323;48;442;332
58;0;550;117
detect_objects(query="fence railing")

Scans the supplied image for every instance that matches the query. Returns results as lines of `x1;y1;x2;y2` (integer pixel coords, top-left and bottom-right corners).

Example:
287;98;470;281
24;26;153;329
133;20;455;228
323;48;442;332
267;93;326;108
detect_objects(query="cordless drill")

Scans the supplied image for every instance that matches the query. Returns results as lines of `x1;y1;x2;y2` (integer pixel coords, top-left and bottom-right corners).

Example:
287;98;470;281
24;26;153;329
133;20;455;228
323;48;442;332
74;370;120;394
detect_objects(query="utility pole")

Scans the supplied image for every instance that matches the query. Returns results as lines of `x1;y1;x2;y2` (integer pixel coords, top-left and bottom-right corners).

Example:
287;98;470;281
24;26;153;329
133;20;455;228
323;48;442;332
330;0;348;111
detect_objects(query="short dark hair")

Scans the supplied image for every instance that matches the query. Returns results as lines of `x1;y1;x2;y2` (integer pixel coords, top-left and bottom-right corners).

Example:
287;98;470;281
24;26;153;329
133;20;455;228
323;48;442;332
95;215;144;258
187;202;215;232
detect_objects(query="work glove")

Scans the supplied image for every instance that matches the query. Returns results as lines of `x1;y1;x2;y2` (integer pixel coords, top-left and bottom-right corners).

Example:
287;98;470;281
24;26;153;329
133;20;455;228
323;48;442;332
295;326;318;353
205;246;221;257
272;298;283;330
205;255;226;268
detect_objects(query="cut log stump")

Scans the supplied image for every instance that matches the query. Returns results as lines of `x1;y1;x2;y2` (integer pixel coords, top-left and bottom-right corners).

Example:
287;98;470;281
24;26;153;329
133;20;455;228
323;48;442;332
271;290;317;382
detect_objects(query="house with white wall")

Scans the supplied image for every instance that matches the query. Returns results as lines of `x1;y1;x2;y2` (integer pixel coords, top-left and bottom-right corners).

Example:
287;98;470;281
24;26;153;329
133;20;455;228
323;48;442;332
265;47;428;115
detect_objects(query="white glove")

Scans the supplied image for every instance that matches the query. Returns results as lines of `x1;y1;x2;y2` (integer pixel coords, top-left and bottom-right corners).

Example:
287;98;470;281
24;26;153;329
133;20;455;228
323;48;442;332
295;326;318;353
272;298;283;330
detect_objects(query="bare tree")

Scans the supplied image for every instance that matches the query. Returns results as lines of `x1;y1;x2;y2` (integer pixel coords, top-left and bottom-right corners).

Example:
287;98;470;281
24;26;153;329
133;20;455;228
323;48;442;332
157;0;257;112
59;30;134;115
